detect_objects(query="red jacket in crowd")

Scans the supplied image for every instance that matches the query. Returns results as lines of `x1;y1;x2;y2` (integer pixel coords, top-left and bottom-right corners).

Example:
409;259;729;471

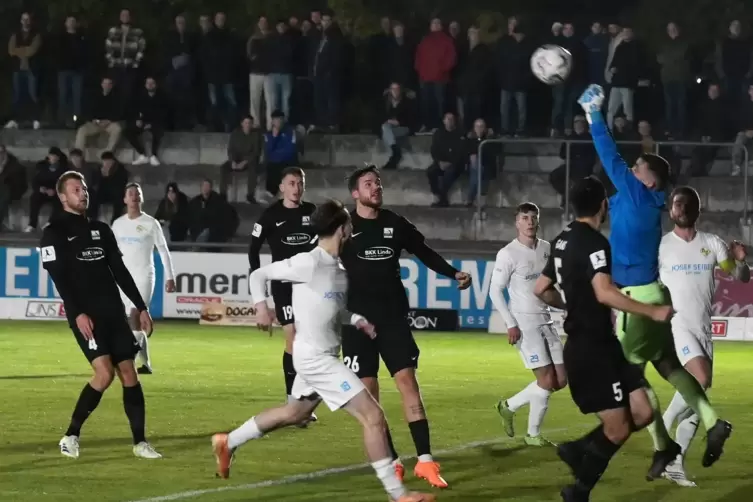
414;31;457;83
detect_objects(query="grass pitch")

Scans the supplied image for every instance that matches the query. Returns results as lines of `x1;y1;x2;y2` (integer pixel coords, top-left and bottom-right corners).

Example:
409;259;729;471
0;321;751;502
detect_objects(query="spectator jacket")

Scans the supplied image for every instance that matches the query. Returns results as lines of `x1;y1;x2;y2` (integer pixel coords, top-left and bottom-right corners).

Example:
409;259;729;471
415;31;457;83
105;24;146;69
264;126;297;164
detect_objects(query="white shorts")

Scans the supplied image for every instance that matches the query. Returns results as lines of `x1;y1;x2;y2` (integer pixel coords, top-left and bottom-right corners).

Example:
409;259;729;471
674;328;713;366
516;323;564;370
120;274;155;312
291;341;365;411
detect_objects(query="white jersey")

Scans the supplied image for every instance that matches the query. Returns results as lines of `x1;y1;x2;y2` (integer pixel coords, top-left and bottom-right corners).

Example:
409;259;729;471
249;247;364;355
489;238;552;328
112;213;175;280
659;230;728;340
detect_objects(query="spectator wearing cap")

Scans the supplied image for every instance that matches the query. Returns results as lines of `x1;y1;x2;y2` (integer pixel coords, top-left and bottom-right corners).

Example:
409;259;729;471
263;110;297;197
221;115;262;203
125;76;168;166
265;19;295;127
25;147;67;232
0;145;28;231
89;151;129;223
75;76;124;154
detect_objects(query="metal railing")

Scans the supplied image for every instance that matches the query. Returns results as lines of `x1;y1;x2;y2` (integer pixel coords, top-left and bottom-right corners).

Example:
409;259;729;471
477;137;750;225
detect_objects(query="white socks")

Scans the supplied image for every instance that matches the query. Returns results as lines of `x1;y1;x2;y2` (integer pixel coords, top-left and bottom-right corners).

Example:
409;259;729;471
228;416;264;449
527;384;552;437
133;330;151;369
663;390;700;459
507;381;552;437
417;454;433;463
676;414;700;455
372;457;407;501
663;391;689;431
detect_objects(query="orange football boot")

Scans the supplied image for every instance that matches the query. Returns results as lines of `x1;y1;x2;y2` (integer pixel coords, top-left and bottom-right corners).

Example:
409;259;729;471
212;433;232;479
414;461;448;488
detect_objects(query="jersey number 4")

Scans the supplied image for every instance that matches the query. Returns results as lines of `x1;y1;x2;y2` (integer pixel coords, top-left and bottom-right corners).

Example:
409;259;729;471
554;257;566;303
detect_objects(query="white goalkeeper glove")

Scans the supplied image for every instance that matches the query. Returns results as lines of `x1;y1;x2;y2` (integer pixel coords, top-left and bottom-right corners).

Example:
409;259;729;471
577;84;605;124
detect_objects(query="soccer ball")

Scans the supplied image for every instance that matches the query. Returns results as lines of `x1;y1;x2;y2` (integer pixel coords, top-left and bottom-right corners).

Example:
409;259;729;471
530;45;573;85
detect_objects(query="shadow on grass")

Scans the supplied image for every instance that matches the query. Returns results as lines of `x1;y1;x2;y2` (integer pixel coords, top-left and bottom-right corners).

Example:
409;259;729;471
0;373;90;380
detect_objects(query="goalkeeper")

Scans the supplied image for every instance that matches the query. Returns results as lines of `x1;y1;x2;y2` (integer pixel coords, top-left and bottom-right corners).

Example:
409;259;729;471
577;85;732;478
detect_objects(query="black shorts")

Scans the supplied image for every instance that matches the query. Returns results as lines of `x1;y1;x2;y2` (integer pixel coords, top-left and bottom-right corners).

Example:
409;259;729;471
565;336;646;415
271;281;294;326
341;316;420;378
71;312;138;365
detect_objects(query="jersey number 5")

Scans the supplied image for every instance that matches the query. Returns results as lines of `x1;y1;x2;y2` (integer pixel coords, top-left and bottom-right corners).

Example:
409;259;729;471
554;257;566;303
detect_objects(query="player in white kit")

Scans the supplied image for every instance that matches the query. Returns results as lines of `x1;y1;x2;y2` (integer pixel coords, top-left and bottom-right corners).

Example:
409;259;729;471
658;186;749;487
489;203;567;446
112;183;176;374
211;200;434;502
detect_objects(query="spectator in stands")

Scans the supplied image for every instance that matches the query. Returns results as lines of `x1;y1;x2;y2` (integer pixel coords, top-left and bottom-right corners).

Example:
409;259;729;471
105;9;146;104
221;116;262;203
732;84;753;176
658;22;691;139
368;17;393;112
497;16;531;136
56;15;88;128
584;21;609;87
466;119;499;207
89;151;128;223
715;20;753;104
68;148;95;185
386;22;417;92
164;14;197;131
415;18;457;132
551;23;587;137
426;112;466;207
0;145;28;231
311;11;344;133
199;12;239;132
381;82;417;170
266;20;295;126
6;12;42;130
690;82;728;177
188;179;237;245
551;22;563;39
607;27;640;129
26;147;66;232
247;16;271;129
263;110;297;197
125;77;168;166
289;16;311;128
457;26;491;131
75;77;123;154
638;120;656;154
155;182;189;242
549;115;596;207
611;115;641;162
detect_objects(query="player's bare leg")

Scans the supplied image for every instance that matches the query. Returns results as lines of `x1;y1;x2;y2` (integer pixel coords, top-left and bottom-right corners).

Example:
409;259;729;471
363;376;404;480
282;325;317;427
662;355;712;487
558;388;653;501
115;360;161;458
496;362;567;446
393;367;447;489
59;355;114;458
652;354;731;468
128;308;152;374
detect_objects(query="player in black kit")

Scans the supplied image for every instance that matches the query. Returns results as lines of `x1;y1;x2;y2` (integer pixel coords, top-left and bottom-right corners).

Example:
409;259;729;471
340;165;472;488
533;176;674;502
248;167;318;425
39;171;161;460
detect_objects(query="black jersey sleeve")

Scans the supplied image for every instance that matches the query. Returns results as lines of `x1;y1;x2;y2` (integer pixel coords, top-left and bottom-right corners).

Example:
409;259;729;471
582;233;612;280
248;210;270;271
40;226;83;320
101;224;148;312
400;216;458;278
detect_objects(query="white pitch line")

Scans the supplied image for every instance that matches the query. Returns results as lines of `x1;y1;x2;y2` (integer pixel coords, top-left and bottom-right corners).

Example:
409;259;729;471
126;424;586;502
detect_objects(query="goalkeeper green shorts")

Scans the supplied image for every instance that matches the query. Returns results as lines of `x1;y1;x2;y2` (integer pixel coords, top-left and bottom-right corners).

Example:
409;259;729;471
615;281;674;364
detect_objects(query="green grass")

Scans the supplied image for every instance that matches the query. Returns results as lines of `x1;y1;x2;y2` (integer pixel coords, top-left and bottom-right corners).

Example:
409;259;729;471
0;321;752;501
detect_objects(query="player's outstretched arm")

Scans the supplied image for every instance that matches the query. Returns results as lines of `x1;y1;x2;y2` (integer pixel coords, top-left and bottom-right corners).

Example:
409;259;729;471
578;84;644;202
248;217;268;271
39;227;83;319
402;218;470;288
591;273;672;322
102;226;148;312
533;275;566;310
248;253;316;302
489;249;520;328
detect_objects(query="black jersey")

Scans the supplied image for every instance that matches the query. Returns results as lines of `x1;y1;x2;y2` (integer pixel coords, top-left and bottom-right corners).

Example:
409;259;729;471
341;208;458;318
40;211;147;321
542;220;614;341
248;200;317;270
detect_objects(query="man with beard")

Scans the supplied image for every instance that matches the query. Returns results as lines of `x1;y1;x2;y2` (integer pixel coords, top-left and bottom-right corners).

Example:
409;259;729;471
339;165;472;489
658;186;749;487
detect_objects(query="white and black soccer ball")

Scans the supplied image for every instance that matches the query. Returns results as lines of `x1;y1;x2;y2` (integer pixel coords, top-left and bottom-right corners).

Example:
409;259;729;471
530;44;573;85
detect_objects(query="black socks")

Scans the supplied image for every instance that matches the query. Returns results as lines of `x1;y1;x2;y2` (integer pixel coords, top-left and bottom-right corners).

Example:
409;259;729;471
578;427;622;490
283;351;296;395
65;383;103;437
408;419;432;457
123;383;146;444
